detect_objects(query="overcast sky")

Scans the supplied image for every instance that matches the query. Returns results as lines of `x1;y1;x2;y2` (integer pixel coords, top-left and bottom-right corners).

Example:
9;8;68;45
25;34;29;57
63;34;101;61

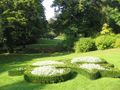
42;0;55;20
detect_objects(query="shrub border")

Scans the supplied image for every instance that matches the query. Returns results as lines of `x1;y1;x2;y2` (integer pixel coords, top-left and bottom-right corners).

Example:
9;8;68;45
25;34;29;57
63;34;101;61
24;67;74;84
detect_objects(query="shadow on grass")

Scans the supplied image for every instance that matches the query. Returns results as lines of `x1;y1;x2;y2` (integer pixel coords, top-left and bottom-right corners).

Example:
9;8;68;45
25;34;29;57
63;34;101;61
0;52;71;73
0;52;70;64
0;80;46;90
0;72;77;90
69;72;78;81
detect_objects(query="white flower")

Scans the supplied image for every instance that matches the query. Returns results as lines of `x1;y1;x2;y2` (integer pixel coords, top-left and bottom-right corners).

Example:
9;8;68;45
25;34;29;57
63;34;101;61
32;60;64;66
71;56;102;63
31;66;65;76
80;64;106;70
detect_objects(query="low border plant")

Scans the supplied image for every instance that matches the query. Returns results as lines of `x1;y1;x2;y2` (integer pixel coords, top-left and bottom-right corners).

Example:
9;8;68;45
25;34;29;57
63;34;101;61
24;66;73;84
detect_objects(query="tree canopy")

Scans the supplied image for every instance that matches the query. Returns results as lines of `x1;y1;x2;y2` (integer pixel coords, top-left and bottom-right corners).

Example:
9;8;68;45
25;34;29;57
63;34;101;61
50;0;120;37
0;0;47;52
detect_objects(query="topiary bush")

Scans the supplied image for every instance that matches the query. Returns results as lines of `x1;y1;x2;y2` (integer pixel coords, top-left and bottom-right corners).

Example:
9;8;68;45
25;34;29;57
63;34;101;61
24;66;74;84
74;38;96;53
95;35;116;50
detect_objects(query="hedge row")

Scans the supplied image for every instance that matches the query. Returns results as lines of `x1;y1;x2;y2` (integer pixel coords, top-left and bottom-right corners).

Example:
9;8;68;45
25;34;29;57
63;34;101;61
99;68;120;78
74;34;120;53
73;63;120;80
24;68;74;84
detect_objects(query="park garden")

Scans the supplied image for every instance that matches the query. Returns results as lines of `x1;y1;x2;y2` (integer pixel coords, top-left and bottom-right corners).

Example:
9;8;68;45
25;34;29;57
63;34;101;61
0;0;120;90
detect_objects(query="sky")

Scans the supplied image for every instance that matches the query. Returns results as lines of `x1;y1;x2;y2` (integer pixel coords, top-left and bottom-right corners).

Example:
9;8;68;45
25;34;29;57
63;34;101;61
42;0;55;20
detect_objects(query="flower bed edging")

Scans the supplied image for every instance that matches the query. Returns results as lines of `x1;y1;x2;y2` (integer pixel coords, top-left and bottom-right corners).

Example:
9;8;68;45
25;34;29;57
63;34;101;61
24;66;73;84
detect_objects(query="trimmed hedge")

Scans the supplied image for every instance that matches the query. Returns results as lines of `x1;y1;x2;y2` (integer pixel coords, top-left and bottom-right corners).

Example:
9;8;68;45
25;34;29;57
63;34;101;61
74;38;96;53
71;62;120;80
101;64;114;68
8;67;26;76
24;68;74;84
71;60;107;65
99;68;120;78
95;35;116;50
80;69;101;80
74;66;101;80
76;67;120;79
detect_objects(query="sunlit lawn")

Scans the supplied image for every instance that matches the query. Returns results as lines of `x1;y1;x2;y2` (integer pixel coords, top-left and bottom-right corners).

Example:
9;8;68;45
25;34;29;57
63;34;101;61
0;48;120;90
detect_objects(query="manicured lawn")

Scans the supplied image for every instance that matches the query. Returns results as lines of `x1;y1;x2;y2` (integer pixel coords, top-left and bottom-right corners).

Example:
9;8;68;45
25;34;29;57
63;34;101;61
0;48;120;90
27;39;62;48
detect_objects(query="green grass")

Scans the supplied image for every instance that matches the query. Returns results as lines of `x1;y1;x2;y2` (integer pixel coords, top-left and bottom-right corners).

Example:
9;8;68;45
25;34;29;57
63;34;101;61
27;39;62;49
37;39;62;44
0;48;120;90
27;44;58;48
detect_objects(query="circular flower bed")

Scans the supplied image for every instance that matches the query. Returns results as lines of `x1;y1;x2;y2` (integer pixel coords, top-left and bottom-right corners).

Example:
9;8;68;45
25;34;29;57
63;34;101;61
31;66;65;76
32;60;64;67
24;66;73;83
80;64;106;70
71;56;106;64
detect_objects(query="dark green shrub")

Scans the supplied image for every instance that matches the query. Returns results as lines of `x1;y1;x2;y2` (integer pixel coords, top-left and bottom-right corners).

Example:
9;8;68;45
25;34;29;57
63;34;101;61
74;38;96;53
95;35;116;50
24;68;74;84
8;67;26;76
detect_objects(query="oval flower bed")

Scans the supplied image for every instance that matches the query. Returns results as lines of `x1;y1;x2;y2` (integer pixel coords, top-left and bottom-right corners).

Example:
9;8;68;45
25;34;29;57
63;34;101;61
71;56;106;64
32;60;65;67
24;66;73;83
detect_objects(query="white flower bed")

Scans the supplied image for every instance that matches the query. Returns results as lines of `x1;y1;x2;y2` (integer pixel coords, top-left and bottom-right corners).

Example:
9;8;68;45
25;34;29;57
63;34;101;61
32;60;64;66
31;66;65;76
71;56;102;63
80;64;106;70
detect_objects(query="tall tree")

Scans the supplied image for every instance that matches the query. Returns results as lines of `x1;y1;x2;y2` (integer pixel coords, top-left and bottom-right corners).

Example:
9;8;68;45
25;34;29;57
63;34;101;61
51;0;120;36
51;0;105;37
0;0;47;53
108;0;120;33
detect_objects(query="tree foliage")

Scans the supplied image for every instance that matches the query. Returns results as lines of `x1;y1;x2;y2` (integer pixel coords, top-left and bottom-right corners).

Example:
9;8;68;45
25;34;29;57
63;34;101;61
51;0;120;36
0;0;47;52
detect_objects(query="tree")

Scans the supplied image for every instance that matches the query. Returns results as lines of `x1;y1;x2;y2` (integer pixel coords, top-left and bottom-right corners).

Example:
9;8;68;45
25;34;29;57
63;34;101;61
0;0;47;53
108;0;120;33
51;0;120;36
51;0;105;37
